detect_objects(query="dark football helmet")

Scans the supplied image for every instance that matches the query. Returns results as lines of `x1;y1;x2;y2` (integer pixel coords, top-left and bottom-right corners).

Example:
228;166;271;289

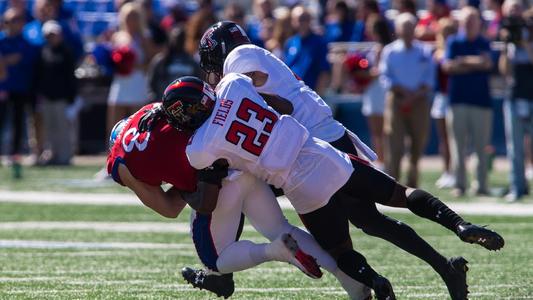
199;21;251;77
161;76;216;131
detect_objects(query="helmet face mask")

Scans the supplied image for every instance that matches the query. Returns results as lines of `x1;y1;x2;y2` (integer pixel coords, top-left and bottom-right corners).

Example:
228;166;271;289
162;77;216;131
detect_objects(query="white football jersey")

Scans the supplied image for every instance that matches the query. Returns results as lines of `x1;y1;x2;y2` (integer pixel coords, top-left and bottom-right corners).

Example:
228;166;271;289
187;73;354;214
223;44;345;143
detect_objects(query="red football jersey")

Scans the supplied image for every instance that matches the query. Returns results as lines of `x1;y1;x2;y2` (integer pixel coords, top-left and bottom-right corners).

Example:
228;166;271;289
106;104;198;192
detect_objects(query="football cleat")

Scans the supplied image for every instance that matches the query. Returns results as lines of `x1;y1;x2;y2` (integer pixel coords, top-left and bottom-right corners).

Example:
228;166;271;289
181;267;234;299
440;257;469;300
371;275;396;300
457;224;505;251
276;233;323;279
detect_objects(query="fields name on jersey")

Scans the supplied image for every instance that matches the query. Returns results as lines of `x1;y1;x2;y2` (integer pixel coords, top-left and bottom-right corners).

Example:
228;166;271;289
212;99;234;126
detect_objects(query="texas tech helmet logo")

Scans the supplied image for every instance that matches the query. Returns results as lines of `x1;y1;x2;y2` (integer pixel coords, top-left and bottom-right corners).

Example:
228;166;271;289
200;28;217;49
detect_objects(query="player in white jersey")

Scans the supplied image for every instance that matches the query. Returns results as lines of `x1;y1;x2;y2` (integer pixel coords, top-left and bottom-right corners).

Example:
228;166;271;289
161;74;505;300
199;21;376;161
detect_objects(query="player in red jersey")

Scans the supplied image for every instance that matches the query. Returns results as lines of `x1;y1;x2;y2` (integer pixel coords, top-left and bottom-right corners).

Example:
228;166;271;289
106;103;371;299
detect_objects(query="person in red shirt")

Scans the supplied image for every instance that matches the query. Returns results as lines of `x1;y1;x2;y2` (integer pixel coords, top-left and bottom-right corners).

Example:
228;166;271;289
415;0;450;41
106;103;371;299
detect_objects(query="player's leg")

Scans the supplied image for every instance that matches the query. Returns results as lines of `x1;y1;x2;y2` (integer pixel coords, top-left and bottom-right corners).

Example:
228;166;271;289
194;173;320;277
299;196;395;300
242;179;371;300
339;193;471;300
340;156;504;251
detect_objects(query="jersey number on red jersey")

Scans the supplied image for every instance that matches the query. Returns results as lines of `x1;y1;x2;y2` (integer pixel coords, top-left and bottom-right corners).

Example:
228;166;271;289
122;127;151;153
225;98;278;156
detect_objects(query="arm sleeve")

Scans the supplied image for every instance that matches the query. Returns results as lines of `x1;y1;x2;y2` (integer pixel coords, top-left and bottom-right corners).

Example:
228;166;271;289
379;45;393;89
445;37;456;60
223;46;269;76
318;38;331;72
185;134;217;170
422;48;436;89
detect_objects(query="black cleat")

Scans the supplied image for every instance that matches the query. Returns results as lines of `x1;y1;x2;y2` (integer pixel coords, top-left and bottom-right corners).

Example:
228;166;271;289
440;257;469;300
181;267;235;299
372;275;396;300
457;224;505;251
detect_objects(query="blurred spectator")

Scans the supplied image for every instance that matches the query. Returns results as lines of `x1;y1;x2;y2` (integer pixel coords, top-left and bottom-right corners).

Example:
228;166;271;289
257;16;275;46
137;0;167;52
324;0;356;43
224;2;246;29
284;6;330;93
380;12;435;187
265;7;293;58
432;17;457;189
23;0;83;62
106;2;154;137
184;0;217;57
499;3;533;201
247;0;274;46
8;0;33;23
360;13;394;168
443;7;493;196
397;0;418;16
35;20;77;165
353;0;380;41
0;8;37;164
415;0;450;41
160;2;188;32
147;27;201;102
484;0;504;40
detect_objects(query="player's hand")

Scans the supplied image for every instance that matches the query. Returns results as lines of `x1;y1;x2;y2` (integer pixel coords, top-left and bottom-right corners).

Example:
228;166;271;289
198;159;229;187
138;105;164;133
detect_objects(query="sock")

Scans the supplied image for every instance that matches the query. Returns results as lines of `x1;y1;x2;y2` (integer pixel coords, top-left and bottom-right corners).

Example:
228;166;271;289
216;240;270;273
336;250;380;288
407;189;468;234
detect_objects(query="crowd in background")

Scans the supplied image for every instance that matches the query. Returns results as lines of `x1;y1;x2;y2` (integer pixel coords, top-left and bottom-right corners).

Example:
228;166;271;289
0;0;532;201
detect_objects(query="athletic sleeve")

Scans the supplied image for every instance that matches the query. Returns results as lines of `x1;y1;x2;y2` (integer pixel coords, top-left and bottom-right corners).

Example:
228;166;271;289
185;126;217;170
223;46;270;76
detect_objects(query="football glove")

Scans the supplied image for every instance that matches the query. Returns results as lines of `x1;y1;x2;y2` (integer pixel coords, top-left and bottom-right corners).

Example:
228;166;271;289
138;105;164;133
198;160;228;187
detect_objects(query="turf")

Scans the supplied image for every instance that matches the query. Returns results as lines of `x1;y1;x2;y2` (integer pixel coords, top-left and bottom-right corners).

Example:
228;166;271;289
0;164;532;299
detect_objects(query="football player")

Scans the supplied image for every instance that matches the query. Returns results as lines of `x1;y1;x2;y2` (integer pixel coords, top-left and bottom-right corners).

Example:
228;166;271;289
107;102;371;299
162;74;505;300
199;21;375;160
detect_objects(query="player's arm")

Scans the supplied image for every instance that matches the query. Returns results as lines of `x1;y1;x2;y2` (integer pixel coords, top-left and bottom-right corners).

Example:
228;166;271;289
179;159;229;214
118;164;187;218
259;93;294;115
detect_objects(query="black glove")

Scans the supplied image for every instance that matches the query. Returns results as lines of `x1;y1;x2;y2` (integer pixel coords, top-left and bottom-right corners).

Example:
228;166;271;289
198;160;229;187
138;106;164;133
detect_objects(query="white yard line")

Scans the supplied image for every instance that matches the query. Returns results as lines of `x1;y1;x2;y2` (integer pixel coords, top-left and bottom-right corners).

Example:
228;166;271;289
2;190;533;215
0;221;256;233
0;240;194;250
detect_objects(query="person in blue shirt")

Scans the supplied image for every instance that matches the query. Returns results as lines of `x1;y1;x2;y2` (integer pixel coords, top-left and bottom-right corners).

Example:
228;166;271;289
0;8;38;159
284;6;330;94
324;1;356;43
352;0;380;42
443;7;494;196
23;0;84;63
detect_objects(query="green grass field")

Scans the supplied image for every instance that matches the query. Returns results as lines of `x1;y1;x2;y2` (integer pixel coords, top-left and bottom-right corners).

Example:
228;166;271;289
1;164;532;299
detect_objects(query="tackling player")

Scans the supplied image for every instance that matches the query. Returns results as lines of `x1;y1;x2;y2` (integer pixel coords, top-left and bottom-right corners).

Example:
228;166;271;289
199;21;376;160
161;74;505;300
106;102;371;299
